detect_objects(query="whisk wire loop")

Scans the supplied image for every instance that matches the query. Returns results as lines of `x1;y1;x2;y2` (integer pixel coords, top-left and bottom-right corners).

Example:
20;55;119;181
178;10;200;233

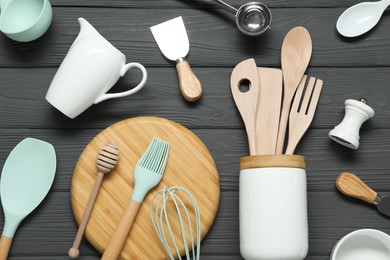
150;186;201;260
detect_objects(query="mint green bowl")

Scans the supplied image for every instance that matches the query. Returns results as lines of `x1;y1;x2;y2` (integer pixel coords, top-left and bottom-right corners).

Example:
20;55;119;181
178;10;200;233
0;0;52;42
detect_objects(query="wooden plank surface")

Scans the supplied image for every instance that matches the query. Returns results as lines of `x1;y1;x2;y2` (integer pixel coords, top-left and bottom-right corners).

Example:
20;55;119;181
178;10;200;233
0;8;390;68
0;0;390;259
0;67;389;129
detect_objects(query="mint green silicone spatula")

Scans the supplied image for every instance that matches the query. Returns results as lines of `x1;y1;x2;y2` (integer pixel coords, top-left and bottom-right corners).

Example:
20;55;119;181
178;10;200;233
0;138;56;259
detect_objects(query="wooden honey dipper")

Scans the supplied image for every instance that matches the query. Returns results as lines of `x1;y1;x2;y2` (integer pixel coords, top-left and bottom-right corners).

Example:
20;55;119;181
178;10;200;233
68;142;119;258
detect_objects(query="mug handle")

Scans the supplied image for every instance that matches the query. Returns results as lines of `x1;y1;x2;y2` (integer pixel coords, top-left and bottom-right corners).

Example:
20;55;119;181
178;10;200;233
94;62;147;104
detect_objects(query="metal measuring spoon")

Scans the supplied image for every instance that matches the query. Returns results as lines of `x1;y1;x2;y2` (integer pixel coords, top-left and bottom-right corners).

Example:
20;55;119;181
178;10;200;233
209;0;272;36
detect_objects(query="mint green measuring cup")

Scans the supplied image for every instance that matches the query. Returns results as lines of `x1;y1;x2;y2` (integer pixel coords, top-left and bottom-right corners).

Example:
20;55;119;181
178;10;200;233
0;138;57;259
0;0;52;42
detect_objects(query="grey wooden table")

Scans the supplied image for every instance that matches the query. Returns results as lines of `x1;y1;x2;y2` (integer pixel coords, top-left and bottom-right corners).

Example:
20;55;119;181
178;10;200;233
1;0;390;259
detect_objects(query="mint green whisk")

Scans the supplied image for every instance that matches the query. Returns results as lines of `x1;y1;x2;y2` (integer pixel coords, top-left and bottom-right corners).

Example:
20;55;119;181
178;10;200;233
151;186;201;260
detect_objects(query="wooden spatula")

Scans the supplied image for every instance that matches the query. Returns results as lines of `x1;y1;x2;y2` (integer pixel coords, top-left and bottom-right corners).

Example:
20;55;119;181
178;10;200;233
285;76;323;155
256;67;283;155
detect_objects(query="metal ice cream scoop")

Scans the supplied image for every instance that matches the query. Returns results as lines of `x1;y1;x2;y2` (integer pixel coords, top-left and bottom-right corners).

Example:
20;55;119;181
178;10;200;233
205;0;272;36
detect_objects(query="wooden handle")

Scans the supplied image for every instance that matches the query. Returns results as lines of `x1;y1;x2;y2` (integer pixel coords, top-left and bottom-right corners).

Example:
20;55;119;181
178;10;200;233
176;59;202;102
69;171;105;258
275;99;291;154
0;236;13;260
101;200;141;260
336;172;377;204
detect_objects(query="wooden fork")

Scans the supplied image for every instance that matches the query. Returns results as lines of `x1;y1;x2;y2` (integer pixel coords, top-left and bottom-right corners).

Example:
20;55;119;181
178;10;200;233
285;76;323;155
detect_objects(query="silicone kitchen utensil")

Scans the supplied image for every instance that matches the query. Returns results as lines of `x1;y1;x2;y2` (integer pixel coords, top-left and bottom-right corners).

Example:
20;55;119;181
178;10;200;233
230;58;260;155
101;138;169;260
206;0;271;36
329;99;375;150
336;172;390;217
331;229;390;260
70;117;220;259
0;138;56;259
336;0;390;37
151;186;201;260
68;142;119;259
0;0;52;42
256;67;283;155
276;27;312;154
285;76;323;155
151;16;202;102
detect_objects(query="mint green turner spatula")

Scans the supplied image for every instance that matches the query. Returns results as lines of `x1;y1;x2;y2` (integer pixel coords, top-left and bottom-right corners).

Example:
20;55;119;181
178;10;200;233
0;138;56;259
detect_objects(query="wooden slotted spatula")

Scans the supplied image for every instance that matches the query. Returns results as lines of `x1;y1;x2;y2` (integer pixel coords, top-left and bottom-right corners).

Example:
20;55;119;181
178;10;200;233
231;58;260;155
285;76;323;155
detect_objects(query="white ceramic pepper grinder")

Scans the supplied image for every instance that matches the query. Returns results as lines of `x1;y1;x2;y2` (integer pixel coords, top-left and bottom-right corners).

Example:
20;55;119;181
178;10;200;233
329;98;374;149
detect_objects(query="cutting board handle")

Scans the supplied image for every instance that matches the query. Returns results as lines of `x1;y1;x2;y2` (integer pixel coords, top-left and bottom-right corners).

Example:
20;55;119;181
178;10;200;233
336;172;377;204
0;236;13;260
176;59;202;102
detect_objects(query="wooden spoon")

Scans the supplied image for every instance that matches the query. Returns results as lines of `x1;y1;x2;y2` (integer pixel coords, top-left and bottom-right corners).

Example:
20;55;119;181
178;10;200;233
68;142;119;259
231;58;260;155
276;27;312;154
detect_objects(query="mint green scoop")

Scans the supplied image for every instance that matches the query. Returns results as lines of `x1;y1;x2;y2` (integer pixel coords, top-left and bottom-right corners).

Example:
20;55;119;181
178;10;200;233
0;138;56;258
0;0;52;42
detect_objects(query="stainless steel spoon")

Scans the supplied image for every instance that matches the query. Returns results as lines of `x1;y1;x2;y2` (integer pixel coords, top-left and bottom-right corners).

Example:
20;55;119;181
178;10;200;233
208;0;272;36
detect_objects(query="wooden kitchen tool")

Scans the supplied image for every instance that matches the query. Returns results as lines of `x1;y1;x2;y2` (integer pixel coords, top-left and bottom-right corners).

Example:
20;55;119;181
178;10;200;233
256;67;283;155
336;172;390;218
151;16;202;102
70;117;220;259
276;27;312;154
231;58;260;155
285;76;323;155
68;142;119;258
102;138;169;260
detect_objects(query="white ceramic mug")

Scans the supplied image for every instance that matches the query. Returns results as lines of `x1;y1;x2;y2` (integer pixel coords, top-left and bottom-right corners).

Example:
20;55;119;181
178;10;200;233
46;18;147;119
240;155;308;260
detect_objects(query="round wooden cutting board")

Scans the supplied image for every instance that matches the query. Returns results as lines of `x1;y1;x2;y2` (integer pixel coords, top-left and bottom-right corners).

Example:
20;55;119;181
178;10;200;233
71;117;220;259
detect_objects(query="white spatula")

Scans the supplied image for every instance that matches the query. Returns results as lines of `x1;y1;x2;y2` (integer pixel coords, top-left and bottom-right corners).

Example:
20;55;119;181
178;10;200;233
151;16;202;102
0;138;57;259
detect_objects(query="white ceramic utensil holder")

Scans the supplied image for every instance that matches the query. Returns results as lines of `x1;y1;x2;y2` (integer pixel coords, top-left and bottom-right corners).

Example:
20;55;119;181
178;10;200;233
240;155;308;260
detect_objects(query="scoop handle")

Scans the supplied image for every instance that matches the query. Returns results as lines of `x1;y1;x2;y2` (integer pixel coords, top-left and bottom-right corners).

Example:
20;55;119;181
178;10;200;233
210;0;238;14
336;172;377;204
101;200;141;259
0;236;13;260
176;59;202;102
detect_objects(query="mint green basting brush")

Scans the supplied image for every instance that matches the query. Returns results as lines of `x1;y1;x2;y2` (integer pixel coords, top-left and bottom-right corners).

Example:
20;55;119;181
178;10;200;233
102;138;169;260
